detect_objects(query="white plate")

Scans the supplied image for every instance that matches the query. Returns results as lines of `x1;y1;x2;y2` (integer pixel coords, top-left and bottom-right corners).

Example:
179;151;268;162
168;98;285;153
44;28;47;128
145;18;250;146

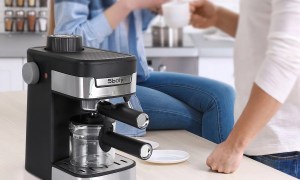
146;150;190;164
136;139;159;149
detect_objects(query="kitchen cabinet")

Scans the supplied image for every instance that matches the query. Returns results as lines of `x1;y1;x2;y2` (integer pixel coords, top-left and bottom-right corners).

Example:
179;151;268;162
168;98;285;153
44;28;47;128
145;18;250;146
0;34;46;92
0;58;25;91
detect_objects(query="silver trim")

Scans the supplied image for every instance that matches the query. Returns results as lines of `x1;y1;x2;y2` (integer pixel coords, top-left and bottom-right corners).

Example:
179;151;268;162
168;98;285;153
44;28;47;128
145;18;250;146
137;113;149;129
126;100;134;109
51;71;137;99
140;143;153;160
81;99;101;111
96;75;132;87
52;166;136;180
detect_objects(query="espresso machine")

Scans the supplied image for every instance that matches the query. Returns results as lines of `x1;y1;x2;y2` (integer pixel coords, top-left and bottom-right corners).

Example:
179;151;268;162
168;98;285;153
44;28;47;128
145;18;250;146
22;35;153;180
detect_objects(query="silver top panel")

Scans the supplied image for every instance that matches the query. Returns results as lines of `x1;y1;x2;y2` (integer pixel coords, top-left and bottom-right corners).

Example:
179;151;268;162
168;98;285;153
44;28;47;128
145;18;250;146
51;71;136;99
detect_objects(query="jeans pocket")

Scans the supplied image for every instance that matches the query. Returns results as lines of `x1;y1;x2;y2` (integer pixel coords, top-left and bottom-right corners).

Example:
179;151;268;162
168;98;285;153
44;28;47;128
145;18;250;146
267;152;300;160
250;152;300;178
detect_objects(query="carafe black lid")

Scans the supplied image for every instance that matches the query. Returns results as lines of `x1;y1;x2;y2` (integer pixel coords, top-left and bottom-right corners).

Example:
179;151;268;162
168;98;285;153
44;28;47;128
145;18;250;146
46;34;83;53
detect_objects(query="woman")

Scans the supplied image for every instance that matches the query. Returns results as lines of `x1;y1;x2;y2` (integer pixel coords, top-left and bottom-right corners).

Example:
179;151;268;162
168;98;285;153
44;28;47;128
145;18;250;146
53;0;235;144
190;0;300;178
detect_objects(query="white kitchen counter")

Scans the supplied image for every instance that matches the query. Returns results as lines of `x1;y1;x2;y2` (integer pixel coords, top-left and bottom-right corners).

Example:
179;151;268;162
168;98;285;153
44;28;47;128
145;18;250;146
0;91;296;180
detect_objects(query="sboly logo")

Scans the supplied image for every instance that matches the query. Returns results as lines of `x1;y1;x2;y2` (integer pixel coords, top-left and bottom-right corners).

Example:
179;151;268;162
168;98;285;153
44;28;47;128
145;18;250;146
108;78;124;84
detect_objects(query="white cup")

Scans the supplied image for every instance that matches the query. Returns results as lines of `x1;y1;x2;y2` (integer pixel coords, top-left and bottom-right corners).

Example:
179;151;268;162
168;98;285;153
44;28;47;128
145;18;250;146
162;1;191;28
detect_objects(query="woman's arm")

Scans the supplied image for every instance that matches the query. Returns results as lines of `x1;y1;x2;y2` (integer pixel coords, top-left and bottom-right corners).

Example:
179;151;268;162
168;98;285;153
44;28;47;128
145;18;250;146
214;7;239;37
190;0;239;37
54;0;114;47
206;0;300;173
106;0;167;29
206;84;281;173
103;1;133;29
54;0;167;46
141;9;158;31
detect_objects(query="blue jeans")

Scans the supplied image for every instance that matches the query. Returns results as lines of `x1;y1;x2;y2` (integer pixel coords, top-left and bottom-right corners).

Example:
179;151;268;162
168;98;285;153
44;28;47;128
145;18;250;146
249;152;300;179
136;72;235;143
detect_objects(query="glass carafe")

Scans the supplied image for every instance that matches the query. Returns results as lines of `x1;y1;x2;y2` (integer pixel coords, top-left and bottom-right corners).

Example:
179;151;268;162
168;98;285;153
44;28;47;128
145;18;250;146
69;114;115;167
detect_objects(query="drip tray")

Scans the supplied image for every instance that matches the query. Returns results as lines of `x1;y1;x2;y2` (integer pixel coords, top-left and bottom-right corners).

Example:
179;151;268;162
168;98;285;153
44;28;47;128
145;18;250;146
53;154;135;178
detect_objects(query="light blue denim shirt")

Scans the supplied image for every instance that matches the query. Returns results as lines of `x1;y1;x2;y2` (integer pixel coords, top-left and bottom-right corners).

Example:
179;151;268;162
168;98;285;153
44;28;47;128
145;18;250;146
54;0;156;136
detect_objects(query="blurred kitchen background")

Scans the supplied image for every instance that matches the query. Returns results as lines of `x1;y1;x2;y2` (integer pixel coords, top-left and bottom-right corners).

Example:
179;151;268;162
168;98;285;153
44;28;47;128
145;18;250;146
0;0;239;92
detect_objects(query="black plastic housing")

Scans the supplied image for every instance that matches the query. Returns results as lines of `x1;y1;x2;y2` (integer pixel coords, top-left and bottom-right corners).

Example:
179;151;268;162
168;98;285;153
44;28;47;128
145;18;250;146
27;47;136;78
25;46;137;180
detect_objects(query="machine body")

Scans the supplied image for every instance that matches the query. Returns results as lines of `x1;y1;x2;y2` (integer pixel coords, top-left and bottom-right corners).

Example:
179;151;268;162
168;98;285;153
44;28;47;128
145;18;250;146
23;35;152;180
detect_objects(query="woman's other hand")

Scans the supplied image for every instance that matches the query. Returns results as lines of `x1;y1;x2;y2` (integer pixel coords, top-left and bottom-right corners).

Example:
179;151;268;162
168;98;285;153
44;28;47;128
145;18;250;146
206;140;244;174
190;0;219;29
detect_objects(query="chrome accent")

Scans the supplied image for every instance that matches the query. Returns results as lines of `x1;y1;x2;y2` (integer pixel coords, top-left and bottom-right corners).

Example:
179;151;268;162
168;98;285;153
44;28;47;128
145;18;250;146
81;100;101;111
136;113;149;129
52;155;136;180
126;100;134;109
51;71;136;99
96;75;132;87
140;143;153;160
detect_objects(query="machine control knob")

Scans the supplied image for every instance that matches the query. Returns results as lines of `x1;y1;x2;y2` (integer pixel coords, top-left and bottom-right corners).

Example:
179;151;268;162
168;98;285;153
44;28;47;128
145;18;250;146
22;62;40;84
46;34;83;53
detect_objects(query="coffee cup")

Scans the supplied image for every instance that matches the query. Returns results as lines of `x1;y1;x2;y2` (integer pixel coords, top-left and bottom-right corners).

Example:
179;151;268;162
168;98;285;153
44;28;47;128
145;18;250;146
162;1;191;28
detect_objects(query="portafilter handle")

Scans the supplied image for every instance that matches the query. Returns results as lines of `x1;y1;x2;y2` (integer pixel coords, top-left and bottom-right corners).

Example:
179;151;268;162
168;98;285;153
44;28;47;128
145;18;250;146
99;126;153;160
97;101;149;129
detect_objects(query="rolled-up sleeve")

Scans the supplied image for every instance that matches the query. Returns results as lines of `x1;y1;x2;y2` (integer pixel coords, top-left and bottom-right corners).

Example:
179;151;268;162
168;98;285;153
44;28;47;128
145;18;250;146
255;0;300;103
54;0;113;47
141;9;156;31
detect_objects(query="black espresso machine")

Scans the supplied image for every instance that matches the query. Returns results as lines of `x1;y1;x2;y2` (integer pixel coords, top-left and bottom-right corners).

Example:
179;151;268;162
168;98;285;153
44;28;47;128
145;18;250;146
22;35;153;180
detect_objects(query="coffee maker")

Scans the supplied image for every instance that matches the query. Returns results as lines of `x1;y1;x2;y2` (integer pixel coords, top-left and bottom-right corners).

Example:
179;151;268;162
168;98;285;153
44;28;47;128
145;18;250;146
22;35;153;180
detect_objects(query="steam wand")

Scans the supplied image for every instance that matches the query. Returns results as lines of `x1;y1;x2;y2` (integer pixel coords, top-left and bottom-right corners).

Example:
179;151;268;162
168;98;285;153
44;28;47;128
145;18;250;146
97;101;153;160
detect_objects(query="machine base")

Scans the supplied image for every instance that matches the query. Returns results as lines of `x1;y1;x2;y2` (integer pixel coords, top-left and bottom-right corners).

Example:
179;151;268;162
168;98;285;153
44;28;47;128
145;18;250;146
52;154;136;180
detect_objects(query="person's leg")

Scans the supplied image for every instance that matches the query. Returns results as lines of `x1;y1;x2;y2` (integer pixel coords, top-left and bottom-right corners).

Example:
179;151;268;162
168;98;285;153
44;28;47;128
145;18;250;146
248;152;300;178
136;86;203;133
138;72;235;143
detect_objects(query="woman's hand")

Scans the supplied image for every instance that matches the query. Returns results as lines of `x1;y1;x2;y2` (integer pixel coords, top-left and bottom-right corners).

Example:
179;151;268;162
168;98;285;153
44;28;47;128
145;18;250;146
149;6;163;15
206;140;244;174
190;0;239;36
105;0;168;29
190;0;219;28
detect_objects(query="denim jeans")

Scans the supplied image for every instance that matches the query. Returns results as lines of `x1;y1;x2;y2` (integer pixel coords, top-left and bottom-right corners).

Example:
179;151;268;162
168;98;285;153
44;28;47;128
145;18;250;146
249;152;300;179
134;72;235;143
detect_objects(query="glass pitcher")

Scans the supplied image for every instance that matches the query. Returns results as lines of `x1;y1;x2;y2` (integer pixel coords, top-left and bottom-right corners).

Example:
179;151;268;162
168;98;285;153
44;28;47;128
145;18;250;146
69;114;115;167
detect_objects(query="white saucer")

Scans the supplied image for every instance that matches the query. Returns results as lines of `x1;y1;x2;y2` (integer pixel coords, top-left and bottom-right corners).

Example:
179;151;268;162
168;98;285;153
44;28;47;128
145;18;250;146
146;150;190;164
136;139;159;149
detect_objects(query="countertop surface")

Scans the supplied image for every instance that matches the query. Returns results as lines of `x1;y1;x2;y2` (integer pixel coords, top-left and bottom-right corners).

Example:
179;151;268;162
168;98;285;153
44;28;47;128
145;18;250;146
0;91;295;180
